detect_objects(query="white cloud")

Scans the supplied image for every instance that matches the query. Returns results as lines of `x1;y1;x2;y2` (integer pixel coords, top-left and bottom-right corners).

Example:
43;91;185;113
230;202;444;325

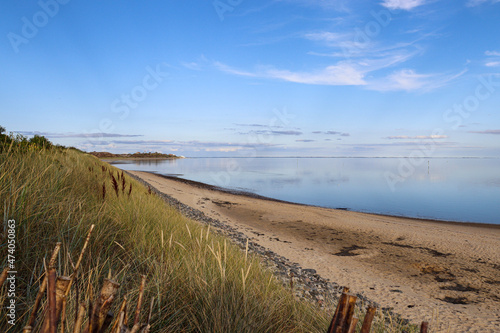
484;51;500;67
385;135;448;139
304;30;425;83
82;139;280;154
485;50;500;56
381;0;426;10
368;68;467;92
215;60;465;92
215;61;366;86
265;63;365;85
18;131;143;138
214;62;257;77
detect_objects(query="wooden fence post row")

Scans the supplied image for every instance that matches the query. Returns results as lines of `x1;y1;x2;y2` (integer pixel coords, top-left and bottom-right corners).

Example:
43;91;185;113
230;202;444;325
326;287;431;333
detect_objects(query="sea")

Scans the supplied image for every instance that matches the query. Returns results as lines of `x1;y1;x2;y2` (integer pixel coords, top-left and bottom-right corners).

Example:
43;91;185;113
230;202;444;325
111;157;500;225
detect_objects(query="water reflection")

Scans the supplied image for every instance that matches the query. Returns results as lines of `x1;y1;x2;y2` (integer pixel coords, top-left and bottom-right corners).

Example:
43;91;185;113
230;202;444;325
113;157;500;224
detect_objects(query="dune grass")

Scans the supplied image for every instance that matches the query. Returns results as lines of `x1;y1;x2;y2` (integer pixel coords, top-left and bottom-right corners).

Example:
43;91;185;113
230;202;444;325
0;144;335;332
0;140;422;332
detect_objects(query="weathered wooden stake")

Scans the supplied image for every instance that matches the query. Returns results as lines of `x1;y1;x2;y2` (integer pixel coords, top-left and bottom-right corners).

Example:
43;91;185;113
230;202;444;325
47;268;57;333
360;306;377;333
73;302;86;333
342;294;357;332
420;321;429;333
327;288;350;333
347;317;358;333
133;275;147;326
0;267;9;287
86;278;120;333
26;242;61;330
40;276;71;333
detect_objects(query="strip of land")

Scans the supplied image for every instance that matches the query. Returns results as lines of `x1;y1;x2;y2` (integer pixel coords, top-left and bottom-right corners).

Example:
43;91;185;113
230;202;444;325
90;151;181;159
129;170;500;332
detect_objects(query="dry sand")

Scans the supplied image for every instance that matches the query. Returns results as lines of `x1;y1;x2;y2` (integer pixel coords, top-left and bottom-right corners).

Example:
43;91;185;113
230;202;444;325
130;170;500;332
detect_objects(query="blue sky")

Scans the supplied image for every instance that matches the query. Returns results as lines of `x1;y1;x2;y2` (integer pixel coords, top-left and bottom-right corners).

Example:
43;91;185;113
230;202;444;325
1;0;499;157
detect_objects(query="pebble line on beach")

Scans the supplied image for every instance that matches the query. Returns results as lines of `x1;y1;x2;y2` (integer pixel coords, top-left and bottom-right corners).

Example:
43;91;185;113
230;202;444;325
127;172;412;324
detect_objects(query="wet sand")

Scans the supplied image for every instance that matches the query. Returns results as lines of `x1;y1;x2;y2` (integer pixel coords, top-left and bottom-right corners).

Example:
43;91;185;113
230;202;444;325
130;170;500;332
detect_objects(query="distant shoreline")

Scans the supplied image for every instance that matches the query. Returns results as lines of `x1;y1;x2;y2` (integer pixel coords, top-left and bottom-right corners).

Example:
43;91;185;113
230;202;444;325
89;151;183;159
148;172;500;229
101;157;180;161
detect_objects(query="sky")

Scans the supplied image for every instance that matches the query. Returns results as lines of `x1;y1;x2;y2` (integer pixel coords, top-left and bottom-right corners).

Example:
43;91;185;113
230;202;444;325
1;0;500;157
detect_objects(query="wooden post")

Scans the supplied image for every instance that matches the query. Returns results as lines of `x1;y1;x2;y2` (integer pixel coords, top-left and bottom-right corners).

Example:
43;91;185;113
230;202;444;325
0;267;9;287
342;295;357;333
72;303;86;333
360;306;376;333
347;317;358;333
89;278;120;333
47;269;57;333
133;275;147;326
420;321;429;333
327;287;350;333
40;276;71;333
27;243;61;329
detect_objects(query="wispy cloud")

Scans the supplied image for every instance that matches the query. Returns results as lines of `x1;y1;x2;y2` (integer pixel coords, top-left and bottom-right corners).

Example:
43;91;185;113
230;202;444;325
239;130;303;136
214;62;257;77
18;131;143;138
305;30;423;62
485;51;500;56
468;129;500;135
313;130;350;136
80;139;280;153
368;68;466;92
342;141;458;148
215;61;365;85
182;55;209;71
296;139;316;142
216;30;447;91
381;0;427;10
385;135;448;139
104;140;174;145
484;50;500;67
234;123;284;129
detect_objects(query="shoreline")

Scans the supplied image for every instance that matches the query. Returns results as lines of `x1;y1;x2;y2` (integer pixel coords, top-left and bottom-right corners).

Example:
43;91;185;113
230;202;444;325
101;157;182;162
150;172;500;229
128;170;500;331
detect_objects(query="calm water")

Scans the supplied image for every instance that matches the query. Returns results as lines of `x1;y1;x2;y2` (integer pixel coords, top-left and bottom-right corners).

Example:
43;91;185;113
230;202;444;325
112;157;500;225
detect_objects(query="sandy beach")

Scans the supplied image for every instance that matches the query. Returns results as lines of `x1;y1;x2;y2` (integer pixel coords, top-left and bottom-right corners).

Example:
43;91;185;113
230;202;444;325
130;170;500;332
